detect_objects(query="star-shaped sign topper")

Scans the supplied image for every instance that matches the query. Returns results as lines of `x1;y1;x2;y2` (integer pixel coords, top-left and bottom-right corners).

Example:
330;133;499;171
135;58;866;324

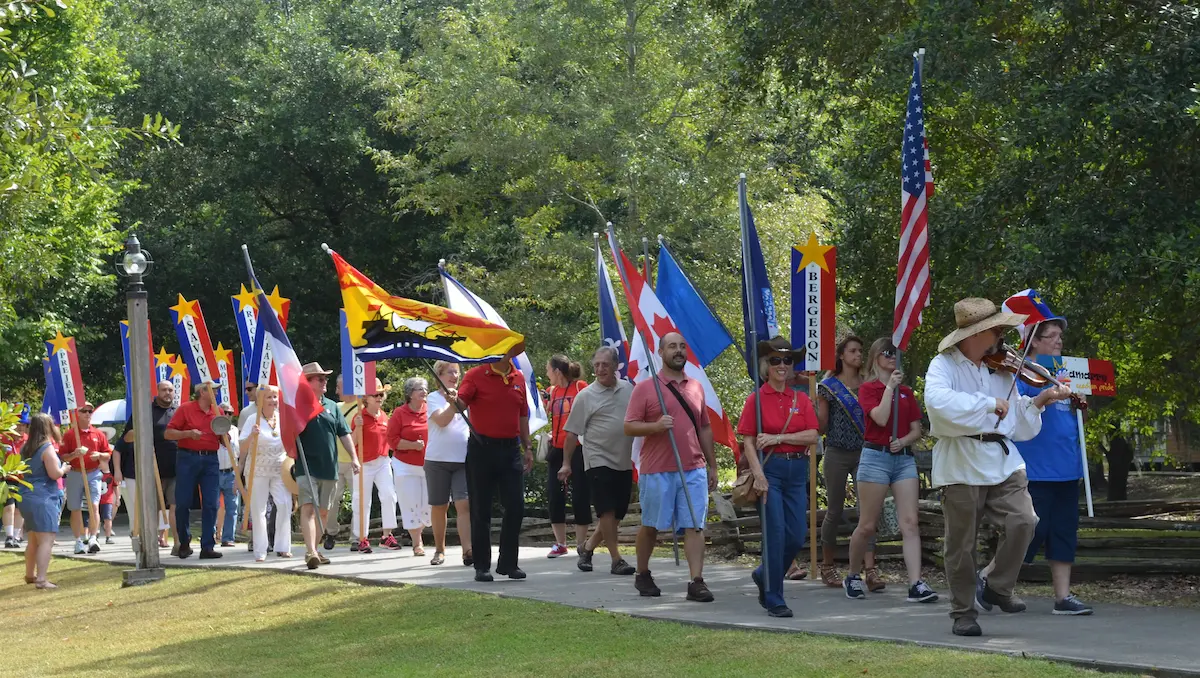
794;234;834;273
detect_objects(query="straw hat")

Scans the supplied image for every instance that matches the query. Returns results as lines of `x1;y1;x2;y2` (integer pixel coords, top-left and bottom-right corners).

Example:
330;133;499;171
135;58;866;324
938;298;1028;353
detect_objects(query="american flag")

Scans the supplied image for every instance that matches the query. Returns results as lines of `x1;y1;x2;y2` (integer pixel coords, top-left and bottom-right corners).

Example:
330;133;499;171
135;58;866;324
893;52;934;351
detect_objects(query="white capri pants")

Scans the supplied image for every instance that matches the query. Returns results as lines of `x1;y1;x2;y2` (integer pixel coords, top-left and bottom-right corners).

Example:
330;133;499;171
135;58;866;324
352;456;398;539
391;459;431;530
122;478;169;531
250;473;292;558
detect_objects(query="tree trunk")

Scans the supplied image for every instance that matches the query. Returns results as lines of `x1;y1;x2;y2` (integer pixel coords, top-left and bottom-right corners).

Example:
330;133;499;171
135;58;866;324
1105;435;1134;501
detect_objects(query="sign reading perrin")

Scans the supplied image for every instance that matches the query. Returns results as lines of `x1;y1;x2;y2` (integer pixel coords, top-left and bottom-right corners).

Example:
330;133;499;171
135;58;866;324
790;235;837;372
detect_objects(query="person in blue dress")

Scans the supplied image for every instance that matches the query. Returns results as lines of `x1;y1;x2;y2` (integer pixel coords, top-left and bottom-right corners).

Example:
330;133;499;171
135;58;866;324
20;413;75;589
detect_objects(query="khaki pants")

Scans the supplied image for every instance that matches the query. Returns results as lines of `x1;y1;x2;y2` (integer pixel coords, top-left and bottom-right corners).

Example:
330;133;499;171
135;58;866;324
941;470;1038;621
325;461;353;537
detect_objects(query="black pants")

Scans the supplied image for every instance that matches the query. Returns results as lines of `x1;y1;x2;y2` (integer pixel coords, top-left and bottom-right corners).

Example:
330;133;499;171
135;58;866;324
466;434;525;573
546;446;592;526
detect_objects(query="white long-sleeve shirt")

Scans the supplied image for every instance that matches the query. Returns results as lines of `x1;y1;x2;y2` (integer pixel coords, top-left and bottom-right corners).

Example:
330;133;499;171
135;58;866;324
924;348;1044;487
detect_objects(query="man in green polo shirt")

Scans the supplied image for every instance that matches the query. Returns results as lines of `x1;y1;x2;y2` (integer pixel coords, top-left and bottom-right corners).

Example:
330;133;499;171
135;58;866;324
297;362;360;570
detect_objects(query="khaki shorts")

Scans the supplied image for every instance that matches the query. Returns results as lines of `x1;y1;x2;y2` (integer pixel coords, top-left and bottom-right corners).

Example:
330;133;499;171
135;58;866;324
297;477;338;512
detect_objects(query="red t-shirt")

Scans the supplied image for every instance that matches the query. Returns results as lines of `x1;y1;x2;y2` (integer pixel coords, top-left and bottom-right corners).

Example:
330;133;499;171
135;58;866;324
387;404;428;467
548;380;587;448
100;472;117;505
62;427;112;472
354;408;390;464
167;400;221;451
736;385;819;455
857;380;922;447
458;363;529;439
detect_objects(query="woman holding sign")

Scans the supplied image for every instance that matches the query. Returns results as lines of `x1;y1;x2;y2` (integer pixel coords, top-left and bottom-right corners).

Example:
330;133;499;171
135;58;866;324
843;338;937;604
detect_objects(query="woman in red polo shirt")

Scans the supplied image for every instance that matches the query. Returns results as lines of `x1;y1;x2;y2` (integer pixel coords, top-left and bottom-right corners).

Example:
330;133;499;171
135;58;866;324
388;377;432;557
843;338;937;603
544;354;591;559
736;337;820;618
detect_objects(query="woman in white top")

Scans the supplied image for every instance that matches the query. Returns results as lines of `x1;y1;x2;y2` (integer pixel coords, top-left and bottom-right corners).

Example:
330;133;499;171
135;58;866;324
238;386;292;562
424;361;472;566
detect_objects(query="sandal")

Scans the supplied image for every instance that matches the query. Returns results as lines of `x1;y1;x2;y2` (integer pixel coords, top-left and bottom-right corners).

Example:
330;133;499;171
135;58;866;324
818;564;841;588
431;551;445;566
785;564;808;581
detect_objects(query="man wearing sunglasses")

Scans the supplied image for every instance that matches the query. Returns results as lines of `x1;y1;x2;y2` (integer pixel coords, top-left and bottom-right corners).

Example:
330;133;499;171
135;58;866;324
63;401;111;554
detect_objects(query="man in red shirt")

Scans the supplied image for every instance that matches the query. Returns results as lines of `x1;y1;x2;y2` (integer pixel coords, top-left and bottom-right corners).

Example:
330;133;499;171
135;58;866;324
63;402;112;555
452;353;532;582
165;382;224;560
3;409;29;548
624;332;718;602
351;379;399;553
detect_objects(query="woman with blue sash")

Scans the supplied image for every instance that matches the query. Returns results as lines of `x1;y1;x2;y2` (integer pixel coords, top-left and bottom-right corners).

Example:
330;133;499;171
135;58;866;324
814;335;882;590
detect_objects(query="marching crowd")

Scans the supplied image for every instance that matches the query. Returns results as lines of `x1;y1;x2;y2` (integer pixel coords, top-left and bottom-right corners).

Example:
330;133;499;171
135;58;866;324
4;295;1092;637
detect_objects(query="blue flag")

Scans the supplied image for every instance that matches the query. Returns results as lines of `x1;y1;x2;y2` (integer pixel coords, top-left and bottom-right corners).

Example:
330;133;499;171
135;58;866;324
739;178;779;377
655;240;734;367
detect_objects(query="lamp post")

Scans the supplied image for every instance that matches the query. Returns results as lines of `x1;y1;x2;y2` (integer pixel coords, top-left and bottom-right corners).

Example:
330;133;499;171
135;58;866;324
117;234;165;586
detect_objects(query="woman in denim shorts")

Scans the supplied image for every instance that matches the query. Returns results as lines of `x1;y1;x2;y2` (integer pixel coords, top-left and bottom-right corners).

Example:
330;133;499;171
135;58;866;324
843;338;937;604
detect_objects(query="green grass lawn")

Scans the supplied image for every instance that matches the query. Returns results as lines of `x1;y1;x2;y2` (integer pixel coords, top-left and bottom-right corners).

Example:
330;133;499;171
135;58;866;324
0;555;1122;678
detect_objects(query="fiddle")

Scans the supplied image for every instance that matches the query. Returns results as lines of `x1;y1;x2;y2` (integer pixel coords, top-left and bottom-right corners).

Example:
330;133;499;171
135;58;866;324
984;345;1087;411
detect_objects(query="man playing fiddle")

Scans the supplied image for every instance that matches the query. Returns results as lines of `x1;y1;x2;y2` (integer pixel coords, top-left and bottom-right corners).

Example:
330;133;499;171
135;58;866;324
924;298;1072;637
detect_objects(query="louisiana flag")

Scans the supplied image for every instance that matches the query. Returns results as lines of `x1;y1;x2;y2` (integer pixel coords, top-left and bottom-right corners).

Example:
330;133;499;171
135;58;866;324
329;250;524;364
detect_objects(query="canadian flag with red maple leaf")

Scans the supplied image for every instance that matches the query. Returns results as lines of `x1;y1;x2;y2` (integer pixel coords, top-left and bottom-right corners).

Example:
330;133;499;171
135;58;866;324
606;229;738;456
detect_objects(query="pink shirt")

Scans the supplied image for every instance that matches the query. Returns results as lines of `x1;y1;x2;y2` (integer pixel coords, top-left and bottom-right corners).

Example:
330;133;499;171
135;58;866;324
625;372;709;475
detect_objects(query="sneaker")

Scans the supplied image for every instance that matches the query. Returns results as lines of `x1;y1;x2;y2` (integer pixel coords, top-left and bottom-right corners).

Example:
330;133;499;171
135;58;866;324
577;548;594;572
322;533;336;551
844;574;866;600
74;539;86;555
88;538;100;554
767;605;794;618
751;569;766;608
952;617;983;637
496;566;526;580
686;577;714;602
610;559;636;576
199;550;223;560
635;571;661;597
178;543;193;559
864;566;886;592
350;541;360;552
907;580;939;603
981;585;1027;613
357;539;373;554
1052;594;1094;616
974;571;992;612
474;570;494;582
305;553;320;570
547;543;568;558
381;535;401;550
4;536;17;548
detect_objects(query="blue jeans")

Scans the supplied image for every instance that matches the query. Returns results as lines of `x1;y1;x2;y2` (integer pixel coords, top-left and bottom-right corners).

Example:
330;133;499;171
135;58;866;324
218;469;239;543
175;450;220;552
754;456;808;609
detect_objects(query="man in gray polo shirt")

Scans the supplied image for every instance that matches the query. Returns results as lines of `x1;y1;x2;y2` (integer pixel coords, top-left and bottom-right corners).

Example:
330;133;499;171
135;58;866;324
559;346;636;576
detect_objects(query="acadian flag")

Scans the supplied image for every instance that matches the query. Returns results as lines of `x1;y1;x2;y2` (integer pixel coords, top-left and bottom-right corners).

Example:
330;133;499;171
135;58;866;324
170;294;221;388
439;263;547;432
44;331;85;415
243;248;322;457
214;343;238;413
329;249;525;364
790;235;837;372
340;308;377;397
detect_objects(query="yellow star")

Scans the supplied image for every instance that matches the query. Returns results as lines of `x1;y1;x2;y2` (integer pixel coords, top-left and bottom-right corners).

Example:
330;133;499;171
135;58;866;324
213;342;233;364
232;284;259;312
48;330;73;356
794;234;835;273
154;346;176;368
168;356;189;379
170;294;200;322
266;286;290;318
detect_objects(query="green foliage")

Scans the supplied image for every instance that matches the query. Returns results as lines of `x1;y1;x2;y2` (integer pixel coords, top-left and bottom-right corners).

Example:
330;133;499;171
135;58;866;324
0;0;178;388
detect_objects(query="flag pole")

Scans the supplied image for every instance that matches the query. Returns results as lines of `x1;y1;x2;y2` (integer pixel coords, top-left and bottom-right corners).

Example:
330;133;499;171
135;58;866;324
243;243;326;538
738;172;771;589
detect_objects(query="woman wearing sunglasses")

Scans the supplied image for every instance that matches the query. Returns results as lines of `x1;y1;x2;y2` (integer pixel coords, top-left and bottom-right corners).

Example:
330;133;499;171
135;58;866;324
843;338;937;603
737;337;820;618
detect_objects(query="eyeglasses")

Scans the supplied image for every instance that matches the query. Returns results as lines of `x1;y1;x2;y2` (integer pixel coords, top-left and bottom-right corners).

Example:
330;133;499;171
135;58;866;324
767;356;794;366
881;349;897;358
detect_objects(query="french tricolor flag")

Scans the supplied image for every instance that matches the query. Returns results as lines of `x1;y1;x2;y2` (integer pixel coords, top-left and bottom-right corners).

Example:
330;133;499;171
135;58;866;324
246;255;322;456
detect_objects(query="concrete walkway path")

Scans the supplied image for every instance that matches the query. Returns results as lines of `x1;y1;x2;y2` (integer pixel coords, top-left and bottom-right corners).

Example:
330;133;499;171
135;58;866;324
16;533;1198;677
